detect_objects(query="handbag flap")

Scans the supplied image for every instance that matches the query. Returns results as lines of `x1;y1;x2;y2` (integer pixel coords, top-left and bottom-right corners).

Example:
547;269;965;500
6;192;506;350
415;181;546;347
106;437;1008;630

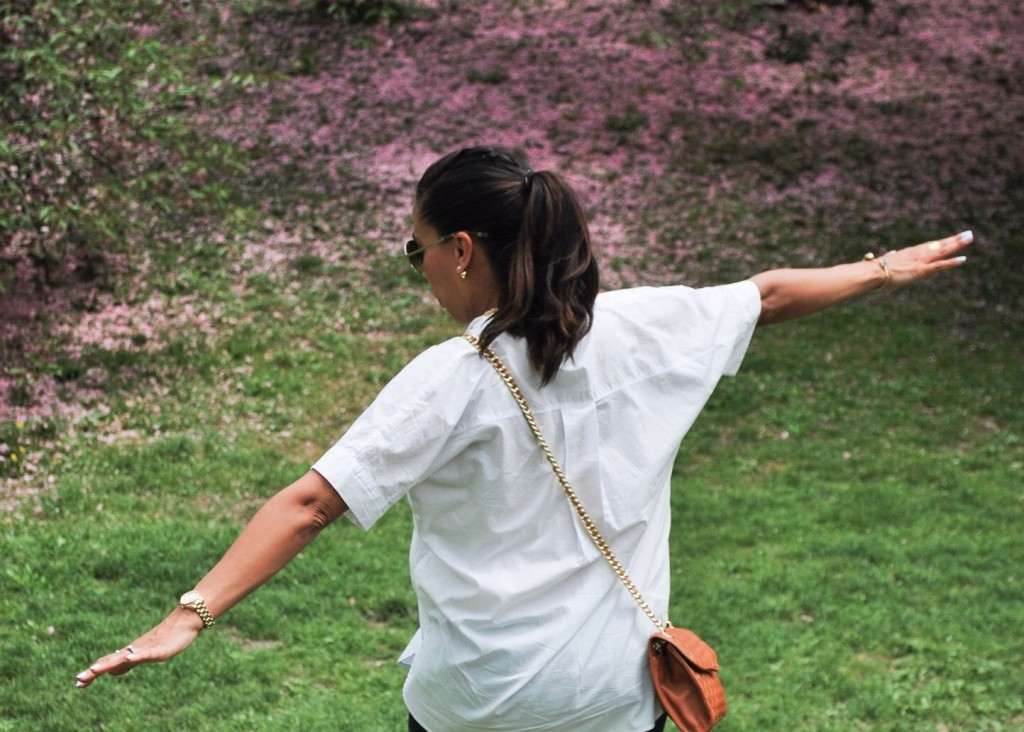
655;627;720;672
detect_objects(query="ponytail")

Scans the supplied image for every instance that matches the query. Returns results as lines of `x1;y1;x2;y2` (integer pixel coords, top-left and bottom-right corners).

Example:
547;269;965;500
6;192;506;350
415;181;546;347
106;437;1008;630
416;147;599;384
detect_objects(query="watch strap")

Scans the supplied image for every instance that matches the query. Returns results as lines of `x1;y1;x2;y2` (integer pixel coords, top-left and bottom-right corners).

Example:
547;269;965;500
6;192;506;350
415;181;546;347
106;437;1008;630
180;591;216;628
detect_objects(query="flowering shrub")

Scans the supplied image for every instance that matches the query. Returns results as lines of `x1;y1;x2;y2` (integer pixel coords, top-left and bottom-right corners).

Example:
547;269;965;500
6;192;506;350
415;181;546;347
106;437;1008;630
2;0;1022;436
0;0;244;289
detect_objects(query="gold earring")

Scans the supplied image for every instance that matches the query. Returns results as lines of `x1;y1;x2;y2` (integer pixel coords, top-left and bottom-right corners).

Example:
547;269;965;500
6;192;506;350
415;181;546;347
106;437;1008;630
460;269;468;280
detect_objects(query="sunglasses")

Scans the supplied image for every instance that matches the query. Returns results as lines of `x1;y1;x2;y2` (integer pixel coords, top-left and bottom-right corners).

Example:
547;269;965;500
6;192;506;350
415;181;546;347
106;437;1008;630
403;231;489;273
403;233;456;273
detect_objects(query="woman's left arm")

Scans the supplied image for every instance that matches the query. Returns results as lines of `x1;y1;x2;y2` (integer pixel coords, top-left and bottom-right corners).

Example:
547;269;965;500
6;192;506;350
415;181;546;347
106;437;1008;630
750;231;972;326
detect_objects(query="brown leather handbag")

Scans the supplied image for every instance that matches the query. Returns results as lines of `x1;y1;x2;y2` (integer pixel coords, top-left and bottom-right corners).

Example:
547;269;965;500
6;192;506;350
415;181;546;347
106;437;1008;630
465;335;728;732
649;626;727;731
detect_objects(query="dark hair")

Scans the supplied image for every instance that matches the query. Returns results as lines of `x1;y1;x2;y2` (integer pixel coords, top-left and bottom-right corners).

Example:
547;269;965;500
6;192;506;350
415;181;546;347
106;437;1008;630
415;146;600;385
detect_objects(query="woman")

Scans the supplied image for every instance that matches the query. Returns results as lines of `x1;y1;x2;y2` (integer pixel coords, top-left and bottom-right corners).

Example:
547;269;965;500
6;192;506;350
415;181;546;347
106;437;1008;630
76;146;971;731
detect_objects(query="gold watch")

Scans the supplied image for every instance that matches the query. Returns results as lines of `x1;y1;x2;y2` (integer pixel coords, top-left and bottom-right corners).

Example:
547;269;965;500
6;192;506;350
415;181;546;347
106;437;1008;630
179;590;216;628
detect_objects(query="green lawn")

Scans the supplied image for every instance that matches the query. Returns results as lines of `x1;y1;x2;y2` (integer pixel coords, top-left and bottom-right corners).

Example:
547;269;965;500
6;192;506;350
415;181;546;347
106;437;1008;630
3;0;1022;727
2;269;1022;730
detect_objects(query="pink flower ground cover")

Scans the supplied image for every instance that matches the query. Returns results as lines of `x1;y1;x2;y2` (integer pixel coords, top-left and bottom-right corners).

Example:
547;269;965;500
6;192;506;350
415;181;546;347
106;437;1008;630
2;0;1021;487
210;0;1021;287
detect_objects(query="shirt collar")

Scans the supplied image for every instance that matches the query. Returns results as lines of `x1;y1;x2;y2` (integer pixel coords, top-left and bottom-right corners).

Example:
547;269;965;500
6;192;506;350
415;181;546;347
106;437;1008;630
464;308;498;336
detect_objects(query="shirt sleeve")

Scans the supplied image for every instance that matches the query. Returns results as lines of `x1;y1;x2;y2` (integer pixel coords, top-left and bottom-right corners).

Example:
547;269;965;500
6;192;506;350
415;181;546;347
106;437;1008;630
311;338;484;531
665;278;761;377
703;279;762;376
595;279;761;384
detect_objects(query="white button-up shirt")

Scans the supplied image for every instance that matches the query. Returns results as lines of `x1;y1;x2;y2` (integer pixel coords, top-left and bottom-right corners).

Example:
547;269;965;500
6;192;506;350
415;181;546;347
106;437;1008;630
313;281;761;731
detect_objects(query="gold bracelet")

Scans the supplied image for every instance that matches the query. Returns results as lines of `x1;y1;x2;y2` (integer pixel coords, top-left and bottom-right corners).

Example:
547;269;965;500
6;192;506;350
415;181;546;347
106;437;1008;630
863;252;892;291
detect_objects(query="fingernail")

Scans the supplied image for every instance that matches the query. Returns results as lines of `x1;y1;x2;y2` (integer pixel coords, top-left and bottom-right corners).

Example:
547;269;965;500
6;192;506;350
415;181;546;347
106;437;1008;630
955;256;967;263
76;681;86;688
76;671;89;681
960;230;973;243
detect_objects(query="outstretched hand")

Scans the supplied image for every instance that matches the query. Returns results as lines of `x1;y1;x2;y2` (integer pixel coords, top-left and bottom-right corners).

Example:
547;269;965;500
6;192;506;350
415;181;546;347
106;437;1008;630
75;472;347;689
75;608;203;688
751;229;975;325
881;230;972;289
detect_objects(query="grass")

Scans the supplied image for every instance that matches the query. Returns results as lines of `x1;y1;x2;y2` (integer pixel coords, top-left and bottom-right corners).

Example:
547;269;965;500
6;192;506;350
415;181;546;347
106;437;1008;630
674;304;1024;730
3;1;1021;726
2;246;1022;731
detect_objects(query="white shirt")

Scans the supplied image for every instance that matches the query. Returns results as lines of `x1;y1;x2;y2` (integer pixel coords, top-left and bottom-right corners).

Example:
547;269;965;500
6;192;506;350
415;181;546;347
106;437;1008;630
312;281;761;731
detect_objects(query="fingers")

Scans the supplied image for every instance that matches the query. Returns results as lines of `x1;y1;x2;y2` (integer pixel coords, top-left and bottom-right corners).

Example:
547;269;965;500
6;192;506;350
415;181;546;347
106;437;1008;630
937;230;972;265
76;645;140;688
923;230;973;259
881;230;971;290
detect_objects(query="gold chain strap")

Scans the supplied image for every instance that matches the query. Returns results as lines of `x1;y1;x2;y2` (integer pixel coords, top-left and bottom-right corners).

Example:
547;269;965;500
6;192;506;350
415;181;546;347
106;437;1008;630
463;334;667;634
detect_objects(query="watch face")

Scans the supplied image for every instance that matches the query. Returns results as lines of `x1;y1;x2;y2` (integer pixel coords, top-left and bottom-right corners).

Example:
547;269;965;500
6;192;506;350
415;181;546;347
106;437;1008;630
180;590;201;605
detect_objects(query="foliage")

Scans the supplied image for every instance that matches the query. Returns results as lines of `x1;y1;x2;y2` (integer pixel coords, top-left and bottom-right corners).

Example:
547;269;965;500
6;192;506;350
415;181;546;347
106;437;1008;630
763;24;819;64
605;104;649;135
0;419;30;478
0;0;244;288
310;0;411;25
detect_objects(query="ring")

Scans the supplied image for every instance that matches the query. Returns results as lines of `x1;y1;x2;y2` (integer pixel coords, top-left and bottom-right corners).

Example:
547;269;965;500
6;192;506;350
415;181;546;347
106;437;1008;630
928;241;942;251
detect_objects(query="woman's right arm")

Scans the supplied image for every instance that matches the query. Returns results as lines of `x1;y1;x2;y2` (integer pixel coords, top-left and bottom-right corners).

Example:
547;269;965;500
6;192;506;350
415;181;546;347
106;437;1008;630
75;469;347;687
